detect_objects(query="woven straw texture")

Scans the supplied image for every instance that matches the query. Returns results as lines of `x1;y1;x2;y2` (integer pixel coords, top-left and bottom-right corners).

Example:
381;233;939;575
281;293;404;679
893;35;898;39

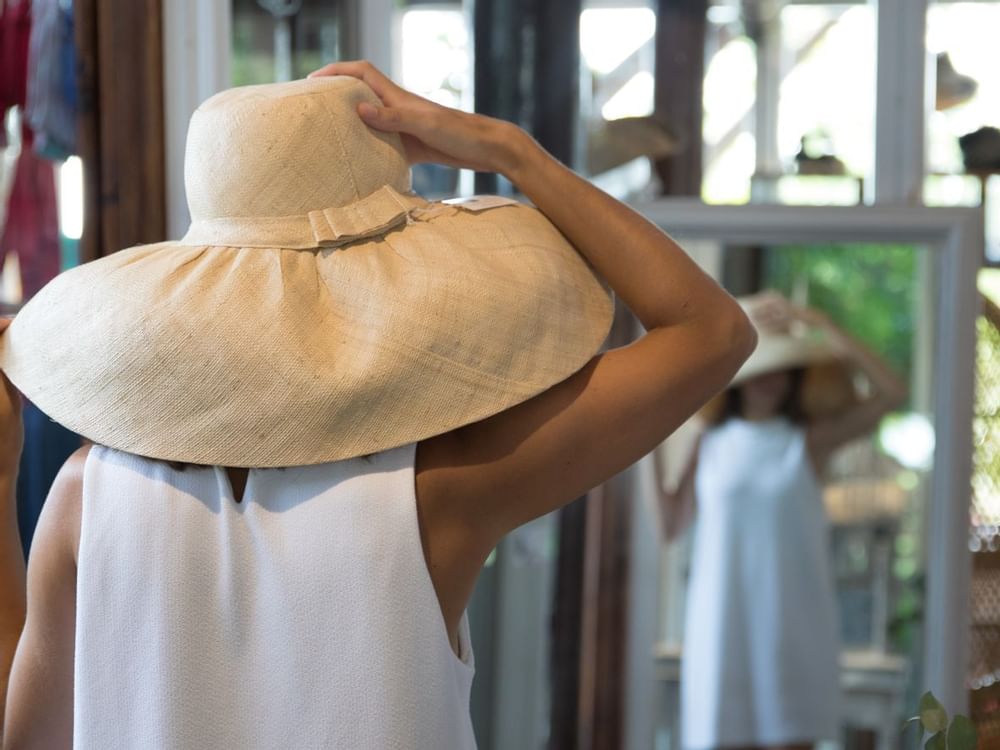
0;77;614;467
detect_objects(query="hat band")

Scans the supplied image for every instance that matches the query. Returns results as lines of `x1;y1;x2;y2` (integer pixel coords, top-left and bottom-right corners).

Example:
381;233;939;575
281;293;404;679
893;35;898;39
179;185;430;250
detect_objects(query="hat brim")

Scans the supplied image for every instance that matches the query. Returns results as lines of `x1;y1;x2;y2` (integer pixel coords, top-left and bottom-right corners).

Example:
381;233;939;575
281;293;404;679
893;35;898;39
730;331;841;386
697;329;855;423
0;199;614;467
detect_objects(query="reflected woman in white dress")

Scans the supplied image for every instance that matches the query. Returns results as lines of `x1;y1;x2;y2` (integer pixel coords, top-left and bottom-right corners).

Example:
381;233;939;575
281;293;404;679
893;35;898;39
658;292;908;750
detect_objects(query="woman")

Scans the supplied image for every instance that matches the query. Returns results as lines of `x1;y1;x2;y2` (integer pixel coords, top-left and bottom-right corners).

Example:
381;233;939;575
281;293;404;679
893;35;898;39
658;291;908;750
0;63;755;748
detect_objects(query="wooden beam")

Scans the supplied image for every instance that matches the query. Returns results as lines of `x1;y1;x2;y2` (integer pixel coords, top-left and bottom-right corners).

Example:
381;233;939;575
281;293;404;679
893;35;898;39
548;497;586;750
75;0;165;260
74;0;100;263
574;301;634;750
472;0;525;195
531;0;581;168
653;0;707;196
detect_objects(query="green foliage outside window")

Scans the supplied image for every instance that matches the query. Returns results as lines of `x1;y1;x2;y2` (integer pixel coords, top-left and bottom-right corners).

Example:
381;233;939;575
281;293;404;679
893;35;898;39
763;243;918;392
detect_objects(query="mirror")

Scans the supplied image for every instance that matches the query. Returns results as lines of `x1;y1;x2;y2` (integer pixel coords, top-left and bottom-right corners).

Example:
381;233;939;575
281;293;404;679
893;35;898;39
652;239;930;748
624;201;980;750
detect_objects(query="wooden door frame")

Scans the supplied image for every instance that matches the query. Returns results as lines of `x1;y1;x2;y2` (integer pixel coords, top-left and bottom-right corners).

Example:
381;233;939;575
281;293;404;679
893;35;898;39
74;0;165;261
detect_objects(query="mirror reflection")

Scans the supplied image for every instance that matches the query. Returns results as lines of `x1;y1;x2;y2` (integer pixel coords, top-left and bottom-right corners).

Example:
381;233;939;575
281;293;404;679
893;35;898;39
649;242;932;749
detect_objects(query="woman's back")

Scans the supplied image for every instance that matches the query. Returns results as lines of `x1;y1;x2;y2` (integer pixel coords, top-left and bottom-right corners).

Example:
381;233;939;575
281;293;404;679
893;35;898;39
74;443;477;749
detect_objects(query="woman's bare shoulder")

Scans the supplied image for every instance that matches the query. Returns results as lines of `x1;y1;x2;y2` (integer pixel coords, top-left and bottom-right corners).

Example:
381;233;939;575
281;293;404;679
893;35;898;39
43;443;92;561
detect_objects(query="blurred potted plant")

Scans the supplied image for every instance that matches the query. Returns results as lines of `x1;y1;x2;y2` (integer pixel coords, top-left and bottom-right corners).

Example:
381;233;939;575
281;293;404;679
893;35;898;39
906;692;977;750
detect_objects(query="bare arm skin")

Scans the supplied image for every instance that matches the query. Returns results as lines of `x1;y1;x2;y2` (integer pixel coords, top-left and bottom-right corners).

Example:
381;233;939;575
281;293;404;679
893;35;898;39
0;319;24;747
0;312;83;750
2;446;85;750
653;443;698;543
0;315;81;749
794;305;909;469
310;63;757;635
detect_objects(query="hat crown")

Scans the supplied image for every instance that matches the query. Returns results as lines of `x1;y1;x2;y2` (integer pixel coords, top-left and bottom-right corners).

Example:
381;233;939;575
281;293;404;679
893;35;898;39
184;77;412;222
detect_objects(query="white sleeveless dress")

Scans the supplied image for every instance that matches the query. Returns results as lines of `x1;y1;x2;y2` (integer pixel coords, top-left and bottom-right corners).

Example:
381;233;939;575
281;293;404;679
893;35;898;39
73;441;477;749
680;417;840;748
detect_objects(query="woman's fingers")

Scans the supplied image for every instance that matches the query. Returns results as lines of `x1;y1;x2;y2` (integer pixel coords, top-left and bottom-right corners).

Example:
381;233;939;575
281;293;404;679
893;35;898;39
308;59;511;173
0;319;19;419
0;372;18;409
751;300;793;333
357;100;434;138
308;60;401;103
0;370;23;472
310;60;434;137
357;101;405;130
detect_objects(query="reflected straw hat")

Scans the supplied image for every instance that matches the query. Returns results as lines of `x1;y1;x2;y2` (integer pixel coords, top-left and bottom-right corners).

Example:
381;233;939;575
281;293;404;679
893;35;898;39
0;77;614;467
731;321;841;386
700;293;857;422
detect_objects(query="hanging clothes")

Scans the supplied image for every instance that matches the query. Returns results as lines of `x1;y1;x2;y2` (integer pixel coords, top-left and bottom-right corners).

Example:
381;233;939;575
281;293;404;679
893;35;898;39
0;0;32;149
26;0;78;159
16;399;81;557
0;147;60;299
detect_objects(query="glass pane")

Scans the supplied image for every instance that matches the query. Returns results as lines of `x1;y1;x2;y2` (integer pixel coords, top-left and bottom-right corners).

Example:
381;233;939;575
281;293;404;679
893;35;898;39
652;241;933;745
231;0;343;86
926;3;1000;175
393;1;470;198
703;2;876;206
578;2;658;196
926;1;1000;261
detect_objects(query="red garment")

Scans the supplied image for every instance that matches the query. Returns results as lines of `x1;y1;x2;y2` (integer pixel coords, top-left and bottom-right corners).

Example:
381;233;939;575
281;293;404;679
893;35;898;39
1;149;60;299
0;0;31;110
0;0;32;148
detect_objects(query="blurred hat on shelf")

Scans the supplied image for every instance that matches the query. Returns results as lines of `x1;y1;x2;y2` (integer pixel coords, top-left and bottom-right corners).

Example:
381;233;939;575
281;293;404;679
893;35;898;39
959;126;1000;174
794;132;847;177
585;114;681;176
936;52;978;111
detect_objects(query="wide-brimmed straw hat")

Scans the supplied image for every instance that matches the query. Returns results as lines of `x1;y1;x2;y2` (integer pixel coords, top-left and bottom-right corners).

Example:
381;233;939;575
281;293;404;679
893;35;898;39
0;77;614;467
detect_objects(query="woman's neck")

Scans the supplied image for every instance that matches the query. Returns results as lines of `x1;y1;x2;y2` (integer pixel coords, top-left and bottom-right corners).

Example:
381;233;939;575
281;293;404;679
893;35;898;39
740;407;780;422
225;467;250;503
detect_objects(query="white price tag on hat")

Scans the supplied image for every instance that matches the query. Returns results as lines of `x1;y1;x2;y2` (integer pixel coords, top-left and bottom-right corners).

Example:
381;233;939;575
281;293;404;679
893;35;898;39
442;195;520;212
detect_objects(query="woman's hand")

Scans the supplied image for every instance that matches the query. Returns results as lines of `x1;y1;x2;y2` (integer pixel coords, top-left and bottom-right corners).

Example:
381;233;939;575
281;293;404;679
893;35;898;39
0;318;23;477
785;300;834;330
308;60;526;175
742;291;842;341
741;291;796;334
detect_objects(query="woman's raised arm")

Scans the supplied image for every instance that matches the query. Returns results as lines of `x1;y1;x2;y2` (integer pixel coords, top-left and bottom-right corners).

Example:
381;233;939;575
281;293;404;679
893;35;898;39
311;62;756;549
